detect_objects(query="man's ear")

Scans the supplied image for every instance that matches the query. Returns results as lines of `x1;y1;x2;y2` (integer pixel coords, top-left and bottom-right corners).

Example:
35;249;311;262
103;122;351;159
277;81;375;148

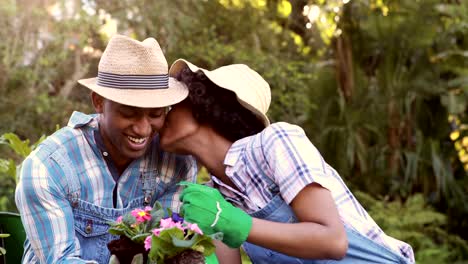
91;92;104;113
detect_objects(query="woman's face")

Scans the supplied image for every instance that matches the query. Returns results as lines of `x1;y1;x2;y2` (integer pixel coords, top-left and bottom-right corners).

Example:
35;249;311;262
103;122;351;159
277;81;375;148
159;100;199;153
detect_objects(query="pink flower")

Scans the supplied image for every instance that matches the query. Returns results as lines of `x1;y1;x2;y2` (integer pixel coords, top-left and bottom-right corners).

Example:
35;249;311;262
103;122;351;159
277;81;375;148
152;228;164;236
160;218;175;228
144;235;152;251
186;223;203;235
173;222;184;232
116;216;123;223
144;206;152;211
131;208;151;223
159;217;186;233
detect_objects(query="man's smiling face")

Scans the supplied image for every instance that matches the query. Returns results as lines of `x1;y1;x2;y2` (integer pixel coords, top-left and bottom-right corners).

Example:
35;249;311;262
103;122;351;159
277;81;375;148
92;92;166;169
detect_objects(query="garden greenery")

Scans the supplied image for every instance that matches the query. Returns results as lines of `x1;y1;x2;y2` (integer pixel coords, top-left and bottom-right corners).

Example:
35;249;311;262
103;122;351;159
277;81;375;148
0;0;467;262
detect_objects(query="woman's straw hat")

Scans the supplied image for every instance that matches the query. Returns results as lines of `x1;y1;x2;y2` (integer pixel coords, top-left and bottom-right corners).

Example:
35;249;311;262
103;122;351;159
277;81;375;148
169;59;271;127
78;34;188;108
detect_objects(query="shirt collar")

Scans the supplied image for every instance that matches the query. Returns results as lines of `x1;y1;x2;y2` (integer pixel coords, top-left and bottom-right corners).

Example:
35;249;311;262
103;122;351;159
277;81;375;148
93;129;107;153
67;111;98;129
223;136;251;167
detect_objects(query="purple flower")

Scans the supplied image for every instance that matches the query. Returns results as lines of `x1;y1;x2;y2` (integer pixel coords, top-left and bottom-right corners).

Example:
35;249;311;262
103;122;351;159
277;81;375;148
171;212;184;223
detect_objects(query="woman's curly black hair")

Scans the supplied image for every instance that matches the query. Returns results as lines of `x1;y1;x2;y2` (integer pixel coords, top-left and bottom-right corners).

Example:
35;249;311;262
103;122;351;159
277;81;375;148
175;66;265;142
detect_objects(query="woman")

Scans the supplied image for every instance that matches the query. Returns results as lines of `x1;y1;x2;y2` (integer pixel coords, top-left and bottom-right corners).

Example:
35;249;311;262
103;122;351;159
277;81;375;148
159;59;415;264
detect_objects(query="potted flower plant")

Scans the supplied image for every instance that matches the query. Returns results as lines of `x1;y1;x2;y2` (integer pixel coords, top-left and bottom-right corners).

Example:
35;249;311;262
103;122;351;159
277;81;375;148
107;202;221;264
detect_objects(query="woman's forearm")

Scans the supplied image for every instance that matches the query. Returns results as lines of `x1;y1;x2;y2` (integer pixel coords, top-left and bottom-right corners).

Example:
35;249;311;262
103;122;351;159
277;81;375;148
247;218;348;259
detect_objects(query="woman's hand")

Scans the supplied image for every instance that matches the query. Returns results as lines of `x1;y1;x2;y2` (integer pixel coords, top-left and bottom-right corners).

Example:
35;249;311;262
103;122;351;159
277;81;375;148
179;182;252;248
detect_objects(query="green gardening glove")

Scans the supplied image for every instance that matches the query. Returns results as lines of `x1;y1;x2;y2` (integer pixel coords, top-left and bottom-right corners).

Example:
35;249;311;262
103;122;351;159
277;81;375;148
205;253;219;264
179;182;252;248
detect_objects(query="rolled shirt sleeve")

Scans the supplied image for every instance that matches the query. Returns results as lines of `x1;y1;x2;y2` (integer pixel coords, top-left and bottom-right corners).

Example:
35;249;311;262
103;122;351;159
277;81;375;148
261;122;338;204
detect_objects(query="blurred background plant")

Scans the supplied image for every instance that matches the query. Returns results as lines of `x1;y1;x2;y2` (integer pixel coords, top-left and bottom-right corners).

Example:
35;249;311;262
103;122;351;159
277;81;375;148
0;233;10;255
0;133;45;211
0;0;467;262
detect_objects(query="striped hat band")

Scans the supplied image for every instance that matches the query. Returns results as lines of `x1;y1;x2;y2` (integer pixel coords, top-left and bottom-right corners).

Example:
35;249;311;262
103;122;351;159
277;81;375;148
97;71;169;89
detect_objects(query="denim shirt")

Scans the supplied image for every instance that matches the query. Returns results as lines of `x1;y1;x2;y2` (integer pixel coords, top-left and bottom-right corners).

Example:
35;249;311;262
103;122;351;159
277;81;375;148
15;111;197;263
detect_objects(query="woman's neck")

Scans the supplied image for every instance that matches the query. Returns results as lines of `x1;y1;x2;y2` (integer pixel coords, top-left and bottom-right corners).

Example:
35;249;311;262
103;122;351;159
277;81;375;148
181;126;235;186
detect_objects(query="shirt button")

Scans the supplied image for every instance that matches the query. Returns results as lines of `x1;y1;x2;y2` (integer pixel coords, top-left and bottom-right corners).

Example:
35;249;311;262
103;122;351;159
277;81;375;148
103;152;108;157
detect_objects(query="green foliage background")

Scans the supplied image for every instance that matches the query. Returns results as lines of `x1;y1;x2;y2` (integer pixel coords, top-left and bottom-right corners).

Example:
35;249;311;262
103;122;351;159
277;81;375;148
1;0;467;262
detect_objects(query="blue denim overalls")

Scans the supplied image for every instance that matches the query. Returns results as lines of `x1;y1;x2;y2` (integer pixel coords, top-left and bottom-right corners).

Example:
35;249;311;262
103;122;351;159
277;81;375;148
62;128;163;263
241;176;410;264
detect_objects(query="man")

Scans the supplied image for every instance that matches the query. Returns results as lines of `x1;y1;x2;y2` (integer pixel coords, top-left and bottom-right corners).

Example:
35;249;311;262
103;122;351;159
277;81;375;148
15;34;197;263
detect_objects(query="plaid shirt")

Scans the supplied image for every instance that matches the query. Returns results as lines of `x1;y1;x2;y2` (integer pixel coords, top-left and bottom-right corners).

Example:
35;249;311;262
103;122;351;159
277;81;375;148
211;122;415;263
15;111;197;264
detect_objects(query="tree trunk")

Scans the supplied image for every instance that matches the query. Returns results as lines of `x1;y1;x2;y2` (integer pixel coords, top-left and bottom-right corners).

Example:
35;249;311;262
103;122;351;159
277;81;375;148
334;33;354;101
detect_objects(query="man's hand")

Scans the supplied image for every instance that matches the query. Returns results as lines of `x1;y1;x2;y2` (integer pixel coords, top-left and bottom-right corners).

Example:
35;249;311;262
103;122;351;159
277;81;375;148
179;182;252;248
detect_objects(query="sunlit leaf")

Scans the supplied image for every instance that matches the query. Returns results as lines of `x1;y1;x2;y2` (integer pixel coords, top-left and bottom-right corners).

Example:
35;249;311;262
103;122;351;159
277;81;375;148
450;131;460;141
277;0;291;17
0;133;31;158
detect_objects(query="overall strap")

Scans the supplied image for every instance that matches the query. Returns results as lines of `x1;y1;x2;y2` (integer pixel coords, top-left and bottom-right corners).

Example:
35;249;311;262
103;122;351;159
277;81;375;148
140;143;158;206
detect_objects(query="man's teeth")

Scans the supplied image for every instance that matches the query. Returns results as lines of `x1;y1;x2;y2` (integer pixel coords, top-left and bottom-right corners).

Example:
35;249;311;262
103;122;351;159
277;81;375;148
128;136;146;144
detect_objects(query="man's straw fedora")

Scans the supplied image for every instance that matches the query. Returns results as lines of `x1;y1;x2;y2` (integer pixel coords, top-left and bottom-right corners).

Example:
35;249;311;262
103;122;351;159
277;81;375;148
169;59;271;127
78;34;188;108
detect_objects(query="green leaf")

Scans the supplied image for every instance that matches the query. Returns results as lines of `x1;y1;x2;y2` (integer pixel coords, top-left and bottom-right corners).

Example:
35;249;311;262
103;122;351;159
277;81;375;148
0;234;10;238
169;230;216;257
146;208;165;232
0;159;10;174
0;133;32;158
122;213;136;226
109;221;136;238
441;93;467;115
447;76;468;88
152;201;163;211
123;229;136;239
108;226;127;236
171;233;198;248
131;233;151;244
164;228;185;242
166;207;173;217
0;247;5;255
149;232;182;262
